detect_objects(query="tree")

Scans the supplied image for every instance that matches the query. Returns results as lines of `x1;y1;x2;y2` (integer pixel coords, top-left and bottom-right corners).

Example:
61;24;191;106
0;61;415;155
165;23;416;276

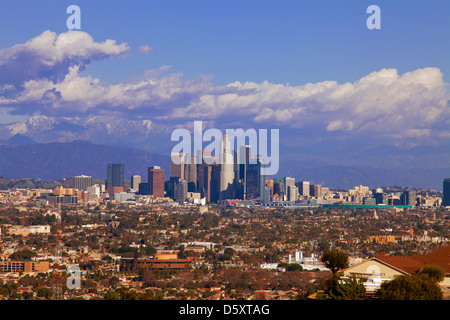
104;290;120;300
108;276;120;289
9;249;37;261
375;274;443;300
328;275;366;300
418;265;445;283
37;287;51;298
321;249;349;274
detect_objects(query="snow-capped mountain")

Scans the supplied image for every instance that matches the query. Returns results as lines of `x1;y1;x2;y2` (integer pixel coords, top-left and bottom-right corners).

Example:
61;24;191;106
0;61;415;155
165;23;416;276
0;115;176;154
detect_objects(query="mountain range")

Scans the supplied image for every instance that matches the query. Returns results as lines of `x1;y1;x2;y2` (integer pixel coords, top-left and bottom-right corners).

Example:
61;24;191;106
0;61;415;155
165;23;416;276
0;140;169;182
0;116;448;190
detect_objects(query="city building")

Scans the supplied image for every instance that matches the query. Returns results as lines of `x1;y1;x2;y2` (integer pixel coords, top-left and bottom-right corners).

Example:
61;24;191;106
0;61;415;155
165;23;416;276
120;254;192;271
297;181;310;197
219;135;234;200
131;175;141;190
174;179;188;202
107;163;125;194
148;166;165;198
288;185;298;202
284;177;296;197
7;225;51;236
0;261;50;273
310;184;322;198
170;152;186;180
401;190;417;206
71;175;93;191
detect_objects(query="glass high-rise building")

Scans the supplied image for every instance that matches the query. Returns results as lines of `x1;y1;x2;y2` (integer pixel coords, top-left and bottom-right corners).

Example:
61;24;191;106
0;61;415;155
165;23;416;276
107;163;124;188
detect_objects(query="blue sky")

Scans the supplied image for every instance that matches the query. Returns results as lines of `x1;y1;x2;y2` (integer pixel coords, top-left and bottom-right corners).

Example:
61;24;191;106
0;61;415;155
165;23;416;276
0;0;448;88
0;0;449;178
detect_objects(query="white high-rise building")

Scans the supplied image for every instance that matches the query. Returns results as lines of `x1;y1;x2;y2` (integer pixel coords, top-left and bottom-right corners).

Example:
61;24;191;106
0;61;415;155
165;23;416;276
284;177;295;197
219;135;234;198
299;181;310;197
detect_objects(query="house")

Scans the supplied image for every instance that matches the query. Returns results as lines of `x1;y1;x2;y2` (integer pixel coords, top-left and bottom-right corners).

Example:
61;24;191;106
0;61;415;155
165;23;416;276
342;245;450;295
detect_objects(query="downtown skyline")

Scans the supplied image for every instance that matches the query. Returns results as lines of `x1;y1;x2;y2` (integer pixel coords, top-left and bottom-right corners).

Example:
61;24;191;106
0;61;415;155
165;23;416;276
0;1;449;190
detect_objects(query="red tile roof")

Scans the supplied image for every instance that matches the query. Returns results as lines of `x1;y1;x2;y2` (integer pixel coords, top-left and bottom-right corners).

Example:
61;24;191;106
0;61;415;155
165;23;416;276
373;245;450;275
410;245;450;274
374;255;424;275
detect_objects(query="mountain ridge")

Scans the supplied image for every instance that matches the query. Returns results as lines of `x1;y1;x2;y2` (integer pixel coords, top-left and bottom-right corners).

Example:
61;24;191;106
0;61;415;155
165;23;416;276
0;140;447;190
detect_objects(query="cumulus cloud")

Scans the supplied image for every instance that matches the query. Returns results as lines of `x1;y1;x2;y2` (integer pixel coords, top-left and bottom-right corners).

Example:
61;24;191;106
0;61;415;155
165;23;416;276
0;30;129;87
0;30;449;144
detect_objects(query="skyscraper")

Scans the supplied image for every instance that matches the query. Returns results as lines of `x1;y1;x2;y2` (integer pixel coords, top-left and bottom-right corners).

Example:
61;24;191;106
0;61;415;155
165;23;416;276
131;175;141;190
236;145;252;199
148;166;165;198
401;190;416;206
170;152;186;180
297;181;310;197
284;177;295;197
288;185;298;202
246;155;265;200
174;179;188;202
443;178;450;206
219;135;234;199
107;163;125;194
185;154;197;192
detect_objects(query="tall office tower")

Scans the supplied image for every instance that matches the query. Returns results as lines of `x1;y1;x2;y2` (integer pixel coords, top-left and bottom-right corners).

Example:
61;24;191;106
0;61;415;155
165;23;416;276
297;181;310;197
170;152;186;180
288;185;298;202
273;179;285;198
265;179;274;198
148;166;165;198
197;149;213;197
401;190;416;206
174;180;188;202
185;153;197;192
284;177;295;197
246;155;265;200
374;189;388;205
235;145;252;199
310;184;322;198
443;178;450;206
210;163;221;203
262;186;272;204
131;175;141;190
258;156;266;200
219;135;234;199
107;163;125;193
168;177;180;199
72;175;93;191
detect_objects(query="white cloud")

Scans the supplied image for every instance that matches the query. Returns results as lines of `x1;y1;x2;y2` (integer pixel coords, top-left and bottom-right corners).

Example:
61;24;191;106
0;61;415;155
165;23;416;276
137;45;153;54
0;30;449;144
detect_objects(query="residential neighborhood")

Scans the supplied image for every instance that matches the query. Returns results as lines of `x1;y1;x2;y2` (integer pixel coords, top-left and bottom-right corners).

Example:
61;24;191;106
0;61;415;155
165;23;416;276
0;185;449;300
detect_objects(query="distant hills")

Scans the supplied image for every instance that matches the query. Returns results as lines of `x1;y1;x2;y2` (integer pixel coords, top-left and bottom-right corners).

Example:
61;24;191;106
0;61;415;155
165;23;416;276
0;115;449;190
0;140;170;182
0;139;447;190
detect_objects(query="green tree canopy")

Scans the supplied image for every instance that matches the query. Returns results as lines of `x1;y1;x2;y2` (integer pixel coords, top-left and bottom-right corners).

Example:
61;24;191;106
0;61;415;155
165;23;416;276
375;274;443;300
418;265;446;283
329;276;366;300
321;249;349;274
9;249;37;261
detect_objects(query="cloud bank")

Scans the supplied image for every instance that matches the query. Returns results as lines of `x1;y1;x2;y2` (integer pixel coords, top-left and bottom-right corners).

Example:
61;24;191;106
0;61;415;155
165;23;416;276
0;30;449;143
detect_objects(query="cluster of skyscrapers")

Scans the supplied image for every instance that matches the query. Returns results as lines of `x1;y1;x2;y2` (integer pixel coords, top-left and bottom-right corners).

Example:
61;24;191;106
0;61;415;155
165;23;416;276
65;140;450;207
169;135;266;203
